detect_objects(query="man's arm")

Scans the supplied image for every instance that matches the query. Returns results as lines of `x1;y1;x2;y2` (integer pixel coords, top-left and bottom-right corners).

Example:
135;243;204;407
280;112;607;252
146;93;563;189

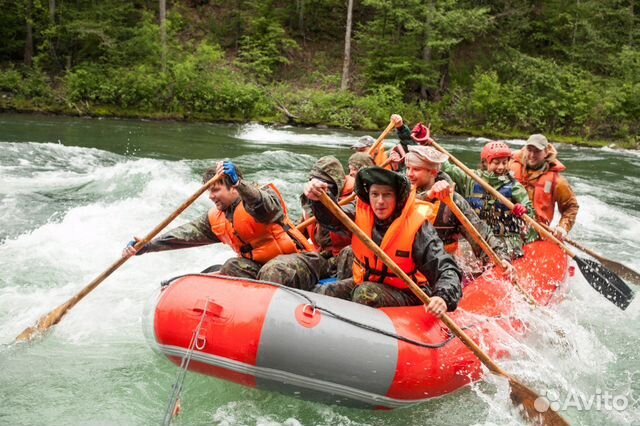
413;222;463;311
554;175;579;232
132;213;220;255
441;162;474;198
303;178;356;233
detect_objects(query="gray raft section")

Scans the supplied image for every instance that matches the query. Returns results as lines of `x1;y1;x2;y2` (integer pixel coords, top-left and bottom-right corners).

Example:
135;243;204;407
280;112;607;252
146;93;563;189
255;288;400;408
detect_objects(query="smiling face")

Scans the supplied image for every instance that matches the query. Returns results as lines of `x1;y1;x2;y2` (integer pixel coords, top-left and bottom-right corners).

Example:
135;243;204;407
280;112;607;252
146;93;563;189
525;145;547;169
208;182;239;211
405;160;439;190
487;157;510;175
369;184;397;221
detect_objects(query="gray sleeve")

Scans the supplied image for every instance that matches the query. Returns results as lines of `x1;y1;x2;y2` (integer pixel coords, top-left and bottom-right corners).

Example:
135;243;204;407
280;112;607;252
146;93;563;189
412;222;463;311
139;212;219;254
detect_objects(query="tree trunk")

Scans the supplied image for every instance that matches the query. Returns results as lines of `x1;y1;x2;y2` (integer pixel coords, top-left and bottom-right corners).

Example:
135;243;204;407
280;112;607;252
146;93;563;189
341;0;354;91
571;0;580;60
49;0;55;23
297;0;305;45
160;0;167;72
24;0;34;67
630;0;635;46
419;0;434;100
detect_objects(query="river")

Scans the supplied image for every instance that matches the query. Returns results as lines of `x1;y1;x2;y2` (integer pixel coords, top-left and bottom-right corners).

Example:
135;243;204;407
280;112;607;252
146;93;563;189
0;113;639;425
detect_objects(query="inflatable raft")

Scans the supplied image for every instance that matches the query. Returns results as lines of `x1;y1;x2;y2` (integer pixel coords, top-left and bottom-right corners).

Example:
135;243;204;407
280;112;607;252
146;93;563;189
146;240;572;409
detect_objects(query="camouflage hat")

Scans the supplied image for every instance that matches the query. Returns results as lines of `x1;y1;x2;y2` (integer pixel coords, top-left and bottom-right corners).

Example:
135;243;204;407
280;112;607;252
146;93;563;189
348;152;375;170
351;135;376;150
405;145;448;165
308;155;346;197
354;166;411;211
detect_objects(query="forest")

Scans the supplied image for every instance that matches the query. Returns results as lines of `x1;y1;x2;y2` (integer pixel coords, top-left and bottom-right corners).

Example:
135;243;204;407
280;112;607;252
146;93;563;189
0;0;638;146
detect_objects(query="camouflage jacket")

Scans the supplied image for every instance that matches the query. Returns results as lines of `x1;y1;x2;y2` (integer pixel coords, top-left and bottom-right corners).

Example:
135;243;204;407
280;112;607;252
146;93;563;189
139;181;286;254
441;161;539;243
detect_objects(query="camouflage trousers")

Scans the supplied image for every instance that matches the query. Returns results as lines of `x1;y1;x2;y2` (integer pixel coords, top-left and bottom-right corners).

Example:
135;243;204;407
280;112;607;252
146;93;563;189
314;278;423;308
211;257;263;278
327;245;354;280
500;235;525;260
256;252;331;291
207;254;330;292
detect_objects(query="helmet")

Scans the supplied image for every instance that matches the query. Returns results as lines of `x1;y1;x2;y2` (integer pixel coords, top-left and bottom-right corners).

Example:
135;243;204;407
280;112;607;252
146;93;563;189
481;141;511;164
411;123;431;144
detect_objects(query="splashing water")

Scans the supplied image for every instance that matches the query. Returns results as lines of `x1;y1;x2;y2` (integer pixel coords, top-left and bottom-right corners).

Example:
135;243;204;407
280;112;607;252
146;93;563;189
0;115;639;425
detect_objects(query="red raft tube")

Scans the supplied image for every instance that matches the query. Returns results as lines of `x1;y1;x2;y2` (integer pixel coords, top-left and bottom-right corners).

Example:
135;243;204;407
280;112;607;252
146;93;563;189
145;240;571;409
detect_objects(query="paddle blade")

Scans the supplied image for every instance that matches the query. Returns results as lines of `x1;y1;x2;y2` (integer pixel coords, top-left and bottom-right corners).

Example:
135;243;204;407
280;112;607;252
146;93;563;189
575;256;635;310
509;378;569;426
15;302;71;342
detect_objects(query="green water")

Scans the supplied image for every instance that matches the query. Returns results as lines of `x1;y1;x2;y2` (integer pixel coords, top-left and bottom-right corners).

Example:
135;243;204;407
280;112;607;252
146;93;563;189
0;113;639;425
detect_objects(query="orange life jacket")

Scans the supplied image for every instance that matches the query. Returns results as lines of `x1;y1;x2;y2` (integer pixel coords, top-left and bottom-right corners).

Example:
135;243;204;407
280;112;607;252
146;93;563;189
306;175;355;256
209;183;312;264
511;154;566;225
371;146;391;170
352;191;436;289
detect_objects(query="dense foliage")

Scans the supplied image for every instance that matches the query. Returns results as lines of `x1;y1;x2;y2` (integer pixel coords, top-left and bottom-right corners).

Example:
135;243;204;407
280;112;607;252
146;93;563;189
0;0;638;144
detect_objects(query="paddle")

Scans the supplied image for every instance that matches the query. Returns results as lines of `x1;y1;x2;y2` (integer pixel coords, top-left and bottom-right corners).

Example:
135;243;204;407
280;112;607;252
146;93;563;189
427;137;635;310
15;173;224;343
538;221;640;286
437;192;538;306
297;121;398;232
317;191;569;426
367;119;396;158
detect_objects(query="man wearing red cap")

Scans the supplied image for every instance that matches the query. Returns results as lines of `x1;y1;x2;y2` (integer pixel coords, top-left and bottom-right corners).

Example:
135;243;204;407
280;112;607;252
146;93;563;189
510;134;579;240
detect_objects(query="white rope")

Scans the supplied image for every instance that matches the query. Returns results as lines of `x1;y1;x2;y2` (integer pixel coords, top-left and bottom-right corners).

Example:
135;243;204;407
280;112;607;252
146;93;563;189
162;299;210;426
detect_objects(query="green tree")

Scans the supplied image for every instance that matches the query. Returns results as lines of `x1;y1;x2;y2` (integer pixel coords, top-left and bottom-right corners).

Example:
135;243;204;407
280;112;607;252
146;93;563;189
359;0;491;100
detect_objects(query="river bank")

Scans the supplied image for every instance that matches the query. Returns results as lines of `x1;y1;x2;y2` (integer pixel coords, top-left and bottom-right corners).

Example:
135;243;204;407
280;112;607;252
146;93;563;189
2;97;637;151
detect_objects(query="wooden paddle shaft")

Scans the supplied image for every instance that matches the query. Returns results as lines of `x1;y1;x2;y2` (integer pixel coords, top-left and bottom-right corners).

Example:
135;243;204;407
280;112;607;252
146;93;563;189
428;139;577;258
297;123;398;232
15;173;224;342
440;195;505;269
367;120;396;157
441;194;539;306
318;191;570;425
317;191;511;378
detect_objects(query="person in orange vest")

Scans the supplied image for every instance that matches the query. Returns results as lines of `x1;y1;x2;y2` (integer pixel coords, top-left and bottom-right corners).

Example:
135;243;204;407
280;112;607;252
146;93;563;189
122;161;325;290
305;167;462;315
298;156;355;281
351;135;390;169
347;152;375;177
405;145;515;280
510;134;579;240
